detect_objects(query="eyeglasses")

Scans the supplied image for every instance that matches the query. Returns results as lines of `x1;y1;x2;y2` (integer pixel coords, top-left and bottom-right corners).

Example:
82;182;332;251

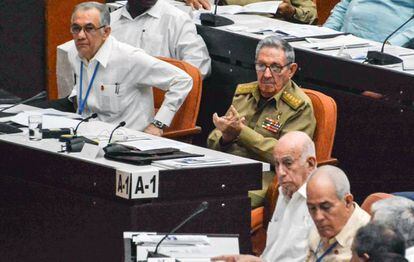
255;62;292;74
70;23;106;35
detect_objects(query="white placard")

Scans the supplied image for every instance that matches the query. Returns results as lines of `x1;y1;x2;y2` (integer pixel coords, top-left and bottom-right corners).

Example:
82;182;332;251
115;170;159;199
80;143;104;159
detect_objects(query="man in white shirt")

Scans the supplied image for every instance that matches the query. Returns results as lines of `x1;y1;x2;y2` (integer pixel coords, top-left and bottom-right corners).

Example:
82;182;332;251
110;0;211;79
371;196;414;262
67;1;192;135
212;131;317;262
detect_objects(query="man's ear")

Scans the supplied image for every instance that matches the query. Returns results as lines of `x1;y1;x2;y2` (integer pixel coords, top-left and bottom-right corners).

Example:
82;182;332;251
288;63;298;78
344;193;354;208
306;156;316;170
103;26;111;40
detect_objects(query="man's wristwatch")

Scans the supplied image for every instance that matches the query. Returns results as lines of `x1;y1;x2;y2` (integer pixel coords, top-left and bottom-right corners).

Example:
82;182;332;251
152;119;167;129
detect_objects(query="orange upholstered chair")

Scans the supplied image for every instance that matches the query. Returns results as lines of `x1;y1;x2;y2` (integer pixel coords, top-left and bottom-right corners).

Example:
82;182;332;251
153;57;202;142
251;88;338;255
313;0;340;25
361;192;394;215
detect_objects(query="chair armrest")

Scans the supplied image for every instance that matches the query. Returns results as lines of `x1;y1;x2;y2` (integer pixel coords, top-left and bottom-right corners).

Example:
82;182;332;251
162;126;202;139
317;158;338;166
251;206;264;233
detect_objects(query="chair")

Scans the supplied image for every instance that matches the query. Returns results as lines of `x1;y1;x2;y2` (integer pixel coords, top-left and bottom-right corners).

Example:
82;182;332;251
251;88;338;255
313;0;340;25
361;192;393;215
153;57;203;143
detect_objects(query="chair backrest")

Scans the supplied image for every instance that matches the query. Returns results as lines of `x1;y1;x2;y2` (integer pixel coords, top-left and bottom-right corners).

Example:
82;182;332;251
303;88;337;163
153;57;202;134
361;192;393;215
313;0;340;25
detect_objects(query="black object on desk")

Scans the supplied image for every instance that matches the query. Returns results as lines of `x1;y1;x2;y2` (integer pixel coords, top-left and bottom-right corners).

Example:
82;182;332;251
104;144;203;165
0;122;23;134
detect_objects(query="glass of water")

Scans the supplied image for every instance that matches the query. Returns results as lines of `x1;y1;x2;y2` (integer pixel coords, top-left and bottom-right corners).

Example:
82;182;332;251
28;115;42;141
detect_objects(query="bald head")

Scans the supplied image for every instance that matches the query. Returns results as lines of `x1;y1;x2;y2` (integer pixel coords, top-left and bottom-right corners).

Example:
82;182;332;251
274;131;316;198
306;165;355;239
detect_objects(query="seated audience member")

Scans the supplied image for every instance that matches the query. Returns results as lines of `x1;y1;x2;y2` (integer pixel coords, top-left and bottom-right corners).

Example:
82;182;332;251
64;2;192;136
324;0;414;48
212;131;317;262
371;196;414;262
207;36;316;207
110;0;211;78
351;223;407;262
306;165;371;262
187;0;317;24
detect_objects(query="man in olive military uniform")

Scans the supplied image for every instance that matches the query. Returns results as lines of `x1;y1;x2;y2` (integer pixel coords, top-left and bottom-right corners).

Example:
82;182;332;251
207;36;316;207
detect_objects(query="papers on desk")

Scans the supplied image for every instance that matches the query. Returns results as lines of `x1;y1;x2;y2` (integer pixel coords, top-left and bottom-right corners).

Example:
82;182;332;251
152;157;231;169
301;34;371;50
210;1;280;15
10;110;81;129
133;234;210;246
119;137;191;151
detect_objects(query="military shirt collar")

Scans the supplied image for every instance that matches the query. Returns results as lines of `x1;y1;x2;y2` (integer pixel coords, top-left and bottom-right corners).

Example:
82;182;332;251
252;80;294;108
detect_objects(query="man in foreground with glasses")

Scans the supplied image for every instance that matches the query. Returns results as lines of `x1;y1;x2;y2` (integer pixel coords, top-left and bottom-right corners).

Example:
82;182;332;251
63;2;192;136
207;36;316;208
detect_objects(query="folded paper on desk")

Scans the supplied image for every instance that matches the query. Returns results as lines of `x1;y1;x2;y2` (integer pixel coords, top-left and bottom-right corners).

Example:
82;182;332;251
104;144;203;165
302;35;370;50
209;1;280;15
152;157;231;169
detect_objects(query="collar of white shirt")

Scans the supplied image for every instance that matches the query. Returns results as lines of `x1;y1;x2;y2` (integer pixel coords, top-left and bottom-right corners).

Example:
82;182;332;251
76;35;113;68
116;1;163;21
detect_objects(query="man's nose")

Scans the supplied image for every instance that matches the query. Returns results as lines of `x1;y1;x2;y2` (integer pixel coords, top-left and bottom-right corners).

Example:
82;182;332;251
263;67;273;78
77;28;87;38
314;209;324;222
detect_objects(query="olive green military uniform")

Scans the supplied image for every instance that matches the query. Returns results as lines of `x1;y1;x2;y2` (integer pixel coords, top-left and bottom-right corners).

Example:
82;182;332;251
223;0;318;24
207;80;316;207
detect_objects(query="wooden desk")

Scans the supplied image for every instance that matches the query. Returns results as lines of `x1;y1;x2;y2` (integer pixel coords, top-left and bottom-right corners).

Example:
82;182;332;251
0;133;262;261
196;22;414;203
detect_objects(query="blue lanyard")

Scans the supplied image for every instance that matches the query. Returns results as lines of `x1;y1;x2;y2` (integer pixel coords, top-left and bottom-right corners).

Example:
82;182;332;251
78;61;99;114
315;240;338;262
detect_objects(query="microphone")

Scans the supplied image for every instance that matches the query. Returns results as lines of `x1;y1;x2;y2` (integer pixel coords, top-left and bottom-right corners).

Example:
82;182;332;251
200;0;234;27
108;121;126;144
366;14;414;65
0;91;47;113
148;201;209;258
73;113;98;136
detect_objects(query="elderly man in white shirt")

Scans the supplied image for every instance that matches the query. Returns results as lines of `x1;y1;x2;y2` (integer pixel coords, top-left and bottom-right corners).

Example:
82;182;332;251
212;131;317;262
67;1;192;135
110;0;211;79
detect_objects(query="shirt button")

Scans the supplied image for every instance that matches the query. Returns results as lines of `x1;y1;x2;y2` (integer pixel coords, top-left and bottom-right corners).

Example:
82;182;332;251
334;250;339;255
101;85;104;91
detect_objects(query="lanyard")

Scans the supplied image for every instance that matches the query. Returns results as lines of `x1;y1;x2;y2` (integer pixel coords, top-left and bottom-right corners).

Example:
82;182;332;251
315;240;338;262
78;61;99;115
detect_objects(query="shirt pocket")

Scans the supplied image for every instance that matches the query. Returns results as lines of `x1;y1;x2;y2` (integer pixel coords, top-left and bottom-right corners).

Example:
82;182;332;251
97;83;122;114
142;33;164;56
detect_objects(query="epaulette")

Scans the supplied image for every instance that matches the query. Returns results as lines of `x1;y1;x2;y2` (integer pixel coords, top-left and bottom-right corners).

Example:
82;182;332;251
235;83;257;95
281;91;304;110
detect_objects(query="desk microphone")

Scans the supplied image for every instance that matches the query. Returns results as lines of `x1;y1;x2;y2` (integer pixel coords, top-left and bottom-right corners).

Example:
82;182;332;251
108;121;126;144
0;91;47;113
147;201;209;258
73;113;98;136
200;0;234;27
366;14;414;65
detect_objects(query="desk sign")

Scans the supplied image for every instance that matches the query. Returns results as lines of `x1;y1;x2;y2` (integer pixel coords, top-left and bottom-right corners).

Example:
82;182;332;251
116;170;159;199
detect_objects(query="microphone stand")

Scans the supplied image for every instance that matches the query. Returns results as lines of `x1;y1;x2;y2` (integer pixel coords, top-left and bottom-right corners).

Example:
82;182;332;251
147;201;209;258
0;91;47;114
366;14;414;65
200;0;234;27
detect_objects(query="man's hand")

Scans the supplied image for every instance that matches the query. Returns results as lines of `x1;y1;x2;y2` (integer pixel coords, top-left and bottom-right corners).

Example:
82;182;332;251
144;124;164;136
212;105;245;143
211;254;263;262
277;0;296;19
185;0;211;10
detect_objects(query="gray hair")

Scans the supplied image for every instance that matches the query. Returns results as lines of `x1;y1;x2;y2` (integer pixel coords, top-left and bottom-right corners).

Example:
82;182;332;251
255;36;295;64
71;2;110;27
310;165;350;199
372;196;414;247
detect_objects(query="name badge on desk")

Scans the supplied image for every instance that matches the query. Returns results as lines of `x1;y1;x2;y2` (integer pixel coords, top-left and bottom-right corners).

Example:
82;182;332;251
116;170;159;199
